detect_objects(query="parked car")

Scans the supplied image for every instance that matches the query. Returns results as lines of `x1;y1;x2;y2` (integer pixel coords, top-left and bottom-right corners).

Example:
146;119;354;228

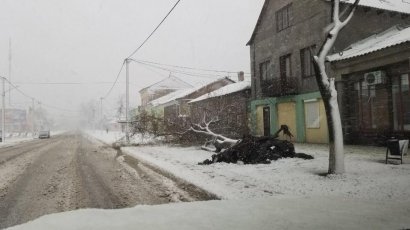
38;130;50;139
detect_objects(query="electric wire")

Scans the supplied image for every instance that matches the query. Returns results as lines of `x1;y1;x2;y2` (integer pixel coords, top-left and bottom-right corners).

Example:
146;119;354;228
127;0;182;58
102;60;126;99
133;58;251;75
129;59;228;79
13;81;138;86
1;76;78;113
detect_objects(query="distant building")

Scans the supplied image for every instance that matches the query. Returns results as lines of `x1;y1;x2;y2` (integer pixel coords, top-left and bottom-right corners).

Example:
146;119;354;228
0;109;28;133
139;75;192;107
148;77;235;132
189;72;251;139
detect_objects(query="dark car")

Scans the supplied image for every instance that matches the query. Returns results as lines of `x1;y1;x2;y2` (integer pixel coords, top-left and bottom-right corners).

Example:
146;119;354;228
39;130;50;139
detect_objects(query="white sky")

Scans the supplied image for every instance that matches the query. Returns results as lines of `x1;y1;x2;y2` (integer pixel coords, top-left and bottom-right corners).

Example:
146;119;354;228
0;0;264;122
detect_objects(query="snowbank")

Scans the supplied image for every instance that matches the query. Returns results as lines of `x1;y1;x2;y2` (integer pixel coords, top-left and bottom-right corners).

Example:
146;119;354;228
84;130;160;145
9;196;410;230
0;130;66;148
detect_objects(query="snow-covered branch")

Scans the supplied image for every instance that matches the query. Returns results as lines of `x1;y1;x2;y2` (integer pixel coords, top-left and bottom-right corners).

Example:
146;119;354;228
189;114;238;145
188;113;238;152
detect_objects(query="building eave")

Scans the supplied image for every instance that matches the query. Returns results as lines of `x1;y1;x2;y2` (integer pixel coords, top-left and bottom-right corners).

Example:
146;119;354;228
246;0;269;46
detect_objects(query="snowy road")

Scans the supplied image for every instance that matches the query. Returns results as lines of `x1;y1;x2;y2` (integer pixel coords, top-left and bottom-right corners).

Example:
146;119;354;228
0;133;214;229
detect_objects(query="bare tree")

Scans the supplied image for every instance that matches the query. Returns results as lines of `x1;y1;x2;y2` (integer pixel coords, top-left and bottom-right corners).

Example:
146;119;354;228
79;100;98;128
131;109;165;138
189;114;238;145
116;95;125;121
313;0;360;174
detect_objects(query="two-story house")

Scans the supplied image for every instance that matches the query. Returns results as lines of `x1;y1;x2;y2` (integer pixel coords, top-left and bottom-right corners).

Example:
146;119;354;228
247;0;410;143
148;77;235;133
139;75;192;107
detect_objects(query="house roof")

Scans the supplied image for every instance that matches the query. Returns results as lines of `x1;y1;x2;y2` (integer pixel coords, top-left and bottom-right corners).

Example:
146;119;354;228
149;77;235;107
341;0;410;15
247;0;410;46
139;75;193;93
246;1;269;46
327;25;410;62
149;88;195;107
189;81;251;104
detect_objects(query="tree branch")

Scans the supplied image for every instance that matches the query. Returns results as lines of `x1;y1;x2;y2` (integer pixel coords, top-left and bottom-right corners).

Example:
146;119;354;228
341;0;360;26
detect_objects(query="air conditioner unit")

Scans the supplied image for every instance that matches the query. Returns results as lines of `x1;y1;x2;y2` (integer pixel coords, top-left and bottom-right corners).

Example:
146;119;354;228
364;71;385;86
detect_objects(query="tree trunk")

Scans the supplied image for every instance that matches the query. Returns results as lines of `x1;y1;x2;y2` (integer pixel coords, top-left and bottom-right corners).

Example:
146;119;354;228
313;0;360;174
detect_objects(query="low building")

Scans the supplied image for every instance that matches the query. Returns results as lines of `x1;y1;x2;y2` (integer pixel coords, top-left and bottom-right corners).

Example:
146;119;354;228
0;109;28;133
329;25;410;144
148;77;235;133
189;73;251;139
139;75;192;107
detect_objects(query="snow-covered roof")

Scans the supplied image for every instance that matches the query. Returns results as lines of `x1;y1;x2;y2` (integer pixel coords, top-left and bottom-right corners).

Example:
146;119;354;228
341;0;410;15
149;77;235;107
189;81;251;104
139;75;192;93
149;88;195;107
327;25;410;62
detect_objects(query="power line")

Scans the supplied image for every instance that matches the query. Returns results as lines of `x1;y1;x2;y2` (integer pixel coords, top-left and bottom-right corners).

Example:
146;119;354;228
14;81;138;86
133;58;251;75
130;59;228;79
127;0;182;58
2;77;78;113
102;60;126;99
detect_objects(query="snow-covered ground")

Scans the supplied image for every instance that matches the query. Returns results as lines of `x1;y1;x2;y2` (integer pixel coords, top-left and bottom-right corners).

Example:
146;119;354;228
88;130;162;145
87;130;410;201
122;144;410;201
11;130;410;229
0;131;67;148
9;196;410;230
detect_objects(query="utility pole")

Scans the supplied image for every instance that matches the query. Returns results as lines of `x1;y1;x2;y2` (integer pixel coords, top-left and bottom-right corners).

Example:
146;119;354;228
100;97;103;129
2;77;6;142
38;102;43;130
125;58;130;143
32;98;35;137
8;39;12;106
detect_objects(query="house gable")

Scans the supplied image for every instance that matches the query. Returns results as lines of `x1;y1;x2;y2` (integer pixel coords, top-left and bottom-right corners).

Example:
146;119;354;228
139;75;193;107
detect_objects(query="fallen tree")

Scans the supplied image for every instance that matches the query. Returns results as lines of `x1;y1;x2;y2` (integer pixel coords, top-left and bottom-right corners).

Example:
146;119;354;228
194;124;313;165
188;115;238;152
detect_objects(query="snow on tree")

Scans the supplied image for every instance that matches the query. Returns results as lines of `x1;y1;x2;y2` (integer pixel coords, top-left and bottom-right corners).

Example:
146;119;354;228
188;113;239;152
313;0;360;174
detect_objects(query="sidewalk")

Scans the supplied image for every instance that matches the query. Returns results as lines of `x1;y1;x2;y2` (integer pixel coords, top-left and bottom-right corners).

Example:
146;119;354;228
87;130;410;201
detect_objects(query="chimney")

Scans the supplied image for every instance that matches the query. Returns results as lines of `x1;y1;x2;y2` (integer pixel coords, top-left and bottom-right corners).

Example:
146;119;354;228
238;71;245;82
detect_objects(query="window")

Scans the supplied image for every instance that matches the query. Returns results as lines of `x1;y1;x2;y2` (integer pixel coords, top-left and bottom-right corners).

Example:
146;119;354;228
276;3;293;32
300;45;316;78
259;60;271;81
354;78;390;130
280;54;291;80
305;100;320;128
393;74;410;131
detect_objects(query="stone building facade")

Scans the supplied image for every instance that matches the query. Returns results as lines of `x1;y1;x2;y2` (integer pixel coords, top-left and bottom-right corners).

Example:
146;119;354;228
247;0;410;143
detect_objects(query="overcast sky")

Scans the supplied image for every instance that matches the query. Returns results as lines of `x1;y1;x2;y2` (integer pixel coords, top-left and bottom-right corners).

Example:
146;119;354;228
0;0;264;123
